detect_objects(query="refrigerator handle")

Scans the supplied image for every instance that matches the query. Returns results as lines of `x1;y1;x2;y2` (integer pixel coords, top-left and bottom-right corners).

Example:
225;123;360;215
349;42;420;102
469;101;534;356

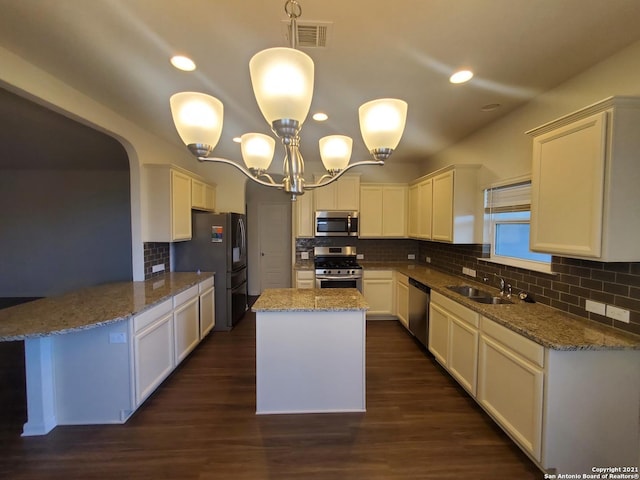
239;217;247;258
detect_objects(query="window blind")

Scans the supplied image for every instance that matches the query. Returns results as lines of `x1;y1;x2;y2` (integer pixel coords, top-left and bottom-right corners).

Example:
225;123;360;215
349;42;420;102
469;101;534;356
484;181;531;213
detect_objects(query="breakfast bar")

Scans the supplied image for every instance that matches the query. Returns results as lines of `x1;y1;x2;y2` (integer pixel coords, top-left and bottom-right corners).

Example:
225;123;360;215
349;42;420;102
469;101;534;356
252;288;369;414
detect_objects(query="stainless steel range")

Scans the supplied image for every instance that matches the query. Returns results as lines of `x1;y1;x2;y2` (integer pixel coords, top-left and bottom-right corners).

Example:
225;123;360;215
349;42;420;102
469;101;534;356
314;246;363;291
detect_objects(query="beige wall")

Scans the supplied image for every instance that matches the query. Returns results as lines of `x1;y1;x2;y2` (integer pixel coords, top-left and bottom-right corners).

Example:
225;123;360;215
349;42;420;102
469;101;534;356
423;39;640;188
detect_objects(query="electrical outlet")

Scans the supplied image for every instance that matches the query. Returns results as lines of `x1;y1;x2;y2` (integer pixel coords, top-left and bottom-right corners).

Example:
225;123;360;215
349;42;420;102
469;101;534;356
109;332;127;344
408;254;415;260
301;251;309;260
585;300;606;316
152;263;165;273
463;268;477;278
425;256;431;263
606;305;630;323
357;254;364;260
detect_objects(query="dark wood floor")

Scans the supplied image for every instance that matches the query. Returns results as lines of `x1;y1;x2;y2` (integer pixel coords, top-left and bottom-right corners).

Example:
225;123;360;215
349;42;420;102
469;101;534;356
0;312;541;479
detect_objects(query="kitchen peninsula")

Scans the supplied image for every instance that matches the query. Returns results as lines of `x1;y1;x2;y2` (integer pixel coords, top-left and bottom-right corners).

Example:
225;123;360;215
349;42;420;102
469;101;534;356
252;288;368;414
0;272;214;436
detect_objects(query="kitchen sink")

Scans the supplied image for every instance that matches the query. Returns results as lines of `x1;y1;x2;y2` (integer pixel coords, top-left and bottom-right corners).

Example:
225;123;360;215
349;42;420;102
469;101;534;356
447;285;487;297
447;285;513;305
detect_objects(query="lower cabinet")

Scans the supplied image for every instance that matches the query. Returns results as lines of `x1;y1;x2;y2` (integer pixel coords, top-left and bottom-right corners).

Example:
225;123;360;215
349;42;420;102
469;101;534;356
362;270;394;317
173;285;200;365
295;270;315;289
477;317;544;461
395;273;409;328
199;277;215;338
428;291;479;395
133;299;174;407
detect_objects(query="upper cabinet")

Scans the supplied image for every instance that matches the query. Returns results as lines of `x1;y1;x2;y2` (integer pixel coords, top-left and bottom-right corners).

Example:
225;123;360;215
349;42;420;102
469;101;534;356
526;97;640;261
313;174;360;211
359;184;407;238
293;189;314;238
144;165;216;242
191;177;216;212
409;165;480;244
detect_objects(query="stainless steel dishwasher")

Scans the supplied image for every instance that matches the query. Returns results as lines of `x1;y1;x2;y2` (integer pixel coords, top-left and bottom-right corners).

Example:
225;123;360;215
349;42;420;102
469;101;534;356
408;278;430;347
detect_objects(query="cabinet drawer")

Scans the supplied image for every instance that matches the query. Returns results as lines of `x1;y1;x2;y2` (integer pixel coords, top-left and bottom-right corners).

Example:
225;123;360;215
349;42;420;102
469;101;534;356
363;269;393;280
481;316;544;368
134;299;173;333
173;285;199;308
199;276;214;292
431;291;479;328
396;272;409;286
296;270;315;280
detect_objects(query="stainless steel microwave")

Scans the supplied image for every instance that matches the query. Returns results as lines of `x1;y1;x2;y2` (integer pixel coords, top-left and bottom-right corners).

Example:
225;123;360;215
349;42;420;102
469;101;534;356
315;211;359;237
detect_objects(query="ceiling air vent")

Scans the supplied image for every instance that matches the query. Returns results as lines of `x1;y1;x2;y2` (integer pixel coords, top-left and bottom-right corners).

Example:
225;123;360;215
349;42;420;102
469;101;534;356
282;21;333;48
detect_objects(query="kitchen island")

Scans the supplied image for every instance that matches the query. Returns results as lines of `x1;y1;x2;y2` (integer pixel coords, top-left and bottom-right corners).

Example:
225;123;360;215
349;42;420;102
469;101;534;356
252;288;369;414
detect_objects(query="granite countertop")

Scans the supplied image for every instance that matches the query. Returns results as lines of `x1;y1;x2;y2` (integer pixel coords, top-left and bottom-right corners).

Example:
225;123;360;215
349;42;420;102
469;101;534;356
0;272;214;342
252;288;369;312
360;261;640;351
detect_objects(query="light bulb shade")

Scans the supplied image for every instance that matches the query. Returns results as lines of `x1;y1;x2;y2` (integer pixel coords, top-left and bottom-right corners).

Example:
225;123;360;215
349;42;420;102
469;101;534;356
358;98;408;151
170;92;224;150
249;47;314;125
319;135;353;172
240;133;276;171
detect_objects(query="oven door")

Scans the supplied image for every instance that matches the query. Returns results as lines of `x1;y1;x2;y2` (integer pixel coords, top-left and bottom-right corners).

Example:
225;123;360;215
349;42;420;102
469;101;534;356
315;275;362;292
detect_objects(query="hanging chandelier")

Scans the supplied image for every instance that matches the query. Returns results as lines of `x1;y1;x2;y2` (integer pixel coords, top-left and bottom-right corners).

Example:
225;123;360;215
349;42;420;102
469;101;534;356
169;0;407;200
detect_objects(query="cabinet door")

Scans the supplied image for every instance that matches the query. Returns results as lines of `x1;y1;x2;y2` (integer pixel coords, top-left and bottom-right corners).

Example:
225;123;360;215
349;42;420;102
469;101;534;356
191;178;206;209
449;315;479;395
199;287;215;338
477;334;544;461
408;184;419;237
173;297;200;364
134;312;174;406
418;179;433;239
428;302;449;366
314;182;336;210
530;112;606;257
336;176;360;210
294;189;314;238
171;170;192;241
359;186;383;237
382;186;407;237
295;271;315;289
395;276;409;328
432;171;454;242
363;279;394;315
204;184;216;211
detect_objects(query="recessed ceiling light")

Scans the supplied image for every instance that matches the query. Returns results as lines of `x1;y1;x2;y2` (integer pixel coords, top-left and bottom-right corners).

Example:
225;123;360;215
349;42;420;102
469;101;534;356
170;55;196;72
313;112;328;121
481;103;501;112
449;69;474;84
232;136;242;143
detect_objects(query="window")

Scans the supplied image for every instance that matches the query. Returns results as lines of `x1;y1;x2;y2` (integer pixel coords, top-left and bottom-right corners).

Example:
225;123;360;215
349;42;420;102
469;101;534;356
484;181;551;272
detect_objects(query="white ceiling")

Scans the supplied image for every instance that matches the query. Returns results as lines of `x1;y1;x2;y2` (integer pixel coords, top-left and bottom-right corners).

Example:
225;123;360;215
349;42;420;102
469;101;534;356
1;0;640;167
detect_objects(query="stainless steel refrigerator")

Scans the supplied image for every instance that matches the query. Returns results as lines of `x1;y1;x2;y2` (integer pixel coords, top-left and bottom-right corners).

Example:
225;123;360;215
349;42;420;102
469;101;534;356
174;212;248;331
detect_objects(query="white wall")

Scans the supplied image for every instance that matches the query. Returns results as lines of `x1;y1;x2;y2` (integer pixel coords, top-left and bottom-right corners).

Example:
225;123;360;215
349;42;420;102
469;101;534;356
423;39;640;188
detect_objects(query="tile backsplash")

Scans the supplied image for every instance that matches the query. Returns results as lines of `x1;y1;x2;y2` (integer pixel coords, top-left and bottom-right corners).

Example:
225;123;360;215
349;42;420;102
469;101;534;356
296;237;640;336
143;242;170;279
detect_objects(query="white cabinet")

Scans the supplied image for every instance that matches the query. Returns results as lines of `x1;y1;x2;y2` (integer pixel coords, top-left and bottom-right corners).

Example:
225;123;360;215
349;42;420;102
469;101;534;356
428;291;479;395
314;174;360;211
144;165;193;242
395;273;409;328
363;270;394;317
408;165;480;243
191;178;216;212
527;96;640;261
408;184;420;238
133;299;174;407
478;317;544;461
199;276;215;338
172;285;200;365
293;189;314;238
295;270;315;289
359;184;407;238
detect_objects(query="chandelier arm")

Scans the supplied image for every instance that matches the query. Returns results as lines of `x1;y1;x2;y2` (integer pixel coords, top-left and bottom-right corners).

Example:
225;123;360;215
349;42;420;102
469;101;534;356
305;160;385;190
197;156;284;188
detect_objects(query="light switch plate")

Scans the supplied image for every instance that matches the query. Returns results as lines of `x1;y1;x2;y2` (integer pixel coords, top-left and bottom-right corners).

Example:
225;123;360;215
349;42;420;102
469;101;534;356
606;305;630;323
357;254;364;260
301;251;309;260
408;254;415;260
152;263;165;273
585;300;606;316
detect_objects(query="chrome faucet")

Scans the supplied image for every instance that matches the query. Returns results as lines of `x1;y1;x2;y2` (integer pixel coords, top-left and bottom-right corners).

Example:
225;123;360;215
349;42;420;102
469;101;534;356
494;274;511;297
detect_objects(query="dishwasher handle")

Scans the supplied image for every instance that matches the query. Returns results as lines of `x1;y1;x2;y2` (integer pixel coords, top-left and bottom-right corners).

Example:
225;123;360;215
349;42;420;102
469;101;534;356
408;278;430;294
